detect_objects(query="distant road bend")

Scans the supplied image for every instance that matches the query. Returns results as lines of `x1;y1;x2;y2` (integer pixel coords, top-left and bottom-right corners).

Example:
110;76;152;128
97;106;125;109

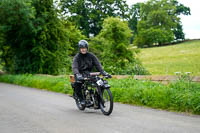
0;83;200;133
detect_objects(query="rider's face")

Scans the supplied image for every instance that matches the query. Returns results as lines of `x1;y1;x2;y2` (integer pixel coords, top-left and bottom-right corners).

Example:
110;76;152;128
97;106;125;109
80;48;87;54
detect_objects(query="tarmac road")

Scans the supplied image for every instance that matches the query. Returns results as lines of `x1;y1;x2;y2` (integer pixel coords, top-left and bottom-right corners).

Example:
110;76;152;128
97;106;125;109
0;82;200;133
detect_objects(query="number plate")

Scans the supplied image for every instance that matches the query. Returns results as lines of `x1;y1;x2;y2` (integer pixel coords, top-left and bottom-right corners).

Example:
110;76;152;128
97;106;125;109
96;79;104;86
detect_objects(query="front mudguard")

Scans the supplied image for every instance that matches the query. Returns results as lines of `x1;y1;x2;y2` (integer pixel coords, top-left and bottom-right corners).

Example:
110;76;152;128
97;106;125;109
103;84;110;89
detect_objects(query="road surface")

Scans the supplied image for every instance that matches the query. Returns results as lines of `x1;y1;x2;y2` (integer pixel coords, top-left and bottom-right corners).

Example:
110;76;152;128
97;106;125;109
0;83;200;133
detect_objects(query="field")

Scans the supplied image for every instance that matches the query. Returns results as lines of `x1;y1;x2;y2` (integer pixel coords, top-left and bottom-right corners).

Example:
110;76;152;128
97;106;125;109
138;40;200;75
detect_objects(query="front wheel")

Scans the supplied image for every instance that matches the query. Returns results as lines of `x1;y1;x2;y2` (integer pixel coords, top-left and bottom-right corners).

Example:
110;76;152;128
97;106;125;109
100;89;113;115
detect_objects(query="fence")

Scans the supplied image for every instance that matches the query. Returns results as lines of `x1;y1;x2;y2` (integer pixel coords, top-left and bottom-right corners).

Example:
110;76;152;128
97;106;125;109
112;75;200;83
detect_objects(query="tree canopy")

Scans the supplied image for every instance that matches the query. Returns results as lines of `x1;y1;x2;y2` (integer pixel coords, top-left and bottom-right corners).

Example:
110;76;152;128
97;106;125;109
129;0;190;47
60;0;129;37
90;17;148;74
0;0;191;75
0;0;73;74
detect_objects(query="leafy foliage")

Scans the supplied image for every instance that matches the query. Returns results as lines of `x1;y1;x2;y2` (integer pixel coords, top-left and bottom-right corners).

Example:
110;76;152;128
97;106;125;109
0;0;76;74
28;0;70;75
63;21;86;56
0;0;191;75
0;0;36;73
60;0;129;37
90;17;148;75
134;0;177;47
129;0;190;47
172;0;190;40
128;3;141;43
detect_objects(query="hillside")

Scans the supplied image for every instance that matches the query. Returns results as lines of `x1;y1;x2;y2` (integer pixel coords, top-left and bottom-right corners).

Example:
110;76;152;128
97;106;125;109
138;40;200;75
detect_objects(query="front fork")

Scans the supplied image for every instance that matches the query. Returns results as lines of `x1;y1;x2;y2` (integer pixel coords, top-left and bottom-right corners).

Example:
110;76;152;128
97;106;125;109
97;83;111;105
97;86;106;106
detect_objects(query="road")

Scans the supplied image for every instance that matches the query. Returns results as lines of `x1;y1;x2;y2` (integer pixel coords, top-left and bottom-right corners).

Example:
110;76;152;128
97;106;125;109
0;83;200;133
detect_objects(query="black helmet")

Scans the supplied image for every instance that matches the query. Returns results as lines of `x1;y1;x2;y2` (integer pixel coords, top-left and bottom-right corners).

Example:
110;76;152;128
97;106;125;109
78;40;88;49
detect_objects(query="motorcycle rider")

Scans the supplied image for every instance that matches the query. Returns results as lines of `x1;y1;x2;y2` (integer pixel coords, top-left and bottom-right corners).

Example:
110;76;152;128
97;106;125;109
72;40;111;105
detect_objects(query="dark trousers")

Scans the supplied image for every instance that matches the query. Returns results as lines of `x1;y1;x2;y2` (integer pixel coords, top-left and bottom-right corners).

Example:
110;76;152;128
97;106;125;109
73;82;84;100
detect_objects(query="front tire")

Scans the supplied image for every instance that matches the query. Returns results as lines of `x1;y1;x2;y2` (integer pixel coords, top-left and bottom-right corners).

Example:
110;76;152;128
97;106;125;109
100;89;113;115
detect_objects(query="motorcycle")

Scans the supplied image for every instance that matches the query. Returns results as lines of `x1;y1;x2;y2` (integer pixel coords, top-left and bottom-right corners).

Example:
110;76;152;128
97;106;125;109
70;72;113;116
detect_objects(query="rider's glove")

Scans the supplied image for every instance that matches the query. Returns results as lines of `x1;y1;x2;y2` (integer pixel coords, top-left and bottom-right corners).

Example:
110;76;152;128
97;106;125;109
75;74;84;81
101;71;112;78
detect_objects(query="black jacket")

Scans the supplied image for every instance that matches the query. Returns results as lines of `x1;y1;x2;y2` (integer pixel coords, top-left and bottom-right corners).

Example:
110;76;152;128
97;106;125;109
72;52;104;75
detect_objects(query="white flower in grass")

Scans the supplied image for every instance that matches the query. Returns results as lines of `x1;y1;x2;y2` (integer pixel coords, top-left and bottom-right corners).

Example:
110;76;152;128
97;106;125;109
174;72;181;75
185;72;191;75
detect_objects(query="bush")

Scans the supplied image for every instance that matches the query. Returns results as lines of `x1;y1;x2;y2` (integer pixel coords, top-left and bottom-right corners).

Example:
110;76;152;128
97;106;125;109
90;17;148;75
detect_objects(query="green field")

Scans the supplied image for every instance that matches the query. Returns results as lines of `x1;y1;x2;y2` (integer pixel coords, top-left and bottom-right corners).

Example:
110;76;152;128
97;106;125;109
138;40;200;75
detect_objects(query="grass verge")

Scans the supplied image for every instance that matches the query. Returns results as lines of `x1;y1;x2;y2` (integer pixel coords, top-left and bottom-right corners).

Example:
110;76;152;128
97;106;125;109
0;74;72;94
0;74;200;114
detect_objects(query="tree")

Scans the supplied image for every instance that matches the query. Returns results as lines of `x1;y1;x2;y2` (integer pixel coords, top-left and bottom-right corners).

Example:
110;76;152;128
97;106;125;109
31;0;71;74
171;0;190;40
0;0;36;73
0;0;70;74
63;21;86;56
0;30;5;69
60;0;129;37
132;0;190;47
90;17;148;75
128;3;141;43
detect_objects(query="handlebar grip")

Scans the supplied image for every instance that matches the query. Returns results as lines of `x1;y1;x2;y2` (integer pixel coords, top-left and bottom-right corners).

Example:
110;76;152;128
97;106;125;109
105;75;112;79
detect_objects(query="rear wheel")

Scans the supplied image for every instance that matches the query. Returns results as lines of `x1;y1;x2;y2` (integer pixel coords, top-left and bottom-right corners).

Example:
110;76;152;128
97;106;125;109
74;92;85;111
100;89;113;115
75;98;85;111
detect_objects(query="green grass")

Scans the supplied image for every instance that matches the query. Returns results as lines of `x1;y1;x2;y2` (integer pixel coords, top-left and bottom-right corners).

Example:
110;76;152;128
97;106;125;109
0;74;200;114
138;40;200;75
0;51;3;70
0;74;72;94
109;78;200;114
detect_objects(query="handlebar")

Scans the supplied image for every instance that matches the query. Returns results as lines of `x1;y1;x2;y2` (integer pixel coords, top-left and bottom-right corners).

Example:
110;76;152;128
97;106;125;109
83;72;112;81
89;72;101;76
70;72;112;83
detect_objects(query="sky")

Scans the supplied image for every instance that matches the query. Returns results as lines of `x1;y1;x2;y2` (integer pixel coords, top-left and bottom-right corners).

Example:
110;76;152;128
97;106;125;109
126;0;200;39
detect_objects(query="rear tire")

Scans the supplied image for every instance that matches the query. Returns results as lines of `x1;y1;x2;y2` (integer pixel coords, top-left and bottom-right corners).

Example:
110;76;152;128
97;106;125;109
74;91;85;111
75;98;85;111
100;89;113;115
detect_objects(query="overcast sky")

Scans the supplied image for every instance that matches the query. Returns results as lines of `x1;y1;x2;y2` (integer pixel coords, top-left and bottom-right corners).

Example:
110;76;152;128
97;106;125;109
126;0;200;39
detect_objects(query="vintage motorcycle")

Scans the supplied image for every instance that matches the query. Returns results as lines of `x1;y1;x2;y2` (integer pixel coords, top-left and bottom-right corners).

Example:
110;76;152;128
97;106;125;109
70;72;113;116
